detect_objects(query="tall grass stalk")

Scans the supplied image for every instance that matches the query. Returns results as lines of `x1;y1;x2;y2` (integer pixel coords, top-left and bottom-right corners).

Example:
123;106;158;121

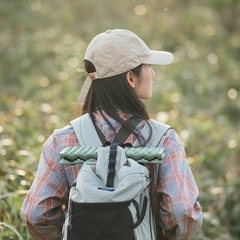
0;222;24;240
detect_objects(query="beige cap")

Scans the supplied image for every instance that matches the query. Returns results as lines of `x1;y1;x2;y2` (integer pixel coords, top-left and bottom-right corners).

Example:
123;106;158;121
78;29;174;105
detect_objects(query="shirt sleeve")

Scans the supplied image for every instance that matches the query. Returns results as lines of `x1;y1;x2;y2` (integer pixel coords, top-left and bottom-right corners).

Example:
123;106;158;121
150;128;202;240
21;129;78;240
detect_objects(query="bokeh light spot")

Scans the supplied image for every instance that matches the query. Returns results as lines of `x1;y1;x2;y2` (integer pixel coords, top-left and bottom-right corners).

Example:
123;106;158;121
21;180;27;186
45;28;56;39
15;108;23;116
39;77;50;87
228;139;237;149
41;103;52;114
225;172;232;180
37;135;46;143
59;71;69;81
180;130;189;139
169;109;179;119
49;115;60;124
203;25;215;36
170;93;180;103
134;4;147;16
207;53;218;64
228;88;238;99
1;149;7;156
157;111;169;123
16;169;26;176
30;0;42;11
187;157;194;164
8;174;15;180
1;139;13;146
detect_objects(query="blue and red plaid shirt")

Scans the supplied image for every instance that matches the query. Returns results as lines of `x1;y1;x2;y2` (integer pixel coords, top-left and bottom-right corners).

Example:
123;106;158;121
21;111;202;240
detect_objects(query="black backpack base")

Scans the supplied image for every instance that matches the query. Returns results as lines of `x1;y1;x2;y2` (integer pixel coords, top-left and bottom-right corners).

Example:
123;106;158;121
67;200;136;240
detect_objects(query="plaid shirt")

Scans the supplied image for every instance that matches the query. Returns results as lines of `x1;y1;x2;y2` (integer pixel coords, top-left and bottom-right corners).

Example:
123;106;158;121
21;112;202;240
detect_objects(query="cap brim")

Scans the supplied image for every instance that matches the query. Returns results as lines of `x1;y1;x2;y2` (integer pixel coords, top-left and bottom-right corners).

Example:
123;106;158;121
142;50;174;65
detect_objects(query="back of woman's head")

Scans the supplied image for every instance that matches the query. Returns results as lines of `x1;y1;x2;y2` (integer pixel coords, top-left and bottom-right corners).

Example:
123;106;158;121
83;60;149;121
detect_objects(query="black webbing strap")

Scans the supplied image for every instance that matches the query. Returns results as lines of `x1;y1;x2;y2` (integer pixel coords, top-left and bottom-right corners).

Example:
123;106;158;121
93;116;143;144
114;117;142;143
106;142;118;187
93;116;143;188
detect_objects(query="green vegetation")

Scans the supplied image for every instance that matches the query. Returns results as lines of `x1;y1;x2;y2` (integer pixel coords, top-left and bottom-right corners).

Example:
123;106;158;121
0;0;239;239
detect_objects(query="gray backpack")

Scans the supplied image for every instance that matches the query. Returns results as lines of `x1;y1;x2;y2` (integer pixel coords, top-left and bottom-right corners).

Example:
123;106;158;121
62;113;171;240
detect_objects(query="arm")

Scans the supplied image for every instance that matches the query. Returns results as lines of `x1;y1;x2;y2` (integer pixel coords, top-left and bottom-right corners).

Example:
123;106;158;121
152;129;202;239
21;129;78;240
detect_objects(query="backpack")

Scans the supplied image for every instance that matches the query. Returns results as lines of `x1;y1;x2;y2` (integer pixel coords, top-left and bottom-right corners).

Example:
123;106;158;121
61;113;171;240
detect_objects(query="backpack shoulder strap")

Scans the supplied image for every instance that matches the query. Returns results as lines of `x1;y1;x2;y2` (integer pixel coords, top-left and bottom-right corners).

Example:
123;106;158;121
70;114;142;146
93;116;143;144
71;114;172;148
70;113;102;147
133;119;172;147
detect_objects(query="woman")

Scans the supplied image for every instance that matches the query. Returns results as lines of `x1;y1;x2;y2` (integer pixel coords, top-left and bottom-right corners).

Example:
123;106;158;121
21;29;202;239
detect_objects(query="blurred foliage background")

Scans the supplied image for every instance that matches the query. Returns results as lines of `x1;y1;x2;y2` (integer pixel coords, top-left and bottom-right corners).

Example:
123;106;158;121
0;0;239;239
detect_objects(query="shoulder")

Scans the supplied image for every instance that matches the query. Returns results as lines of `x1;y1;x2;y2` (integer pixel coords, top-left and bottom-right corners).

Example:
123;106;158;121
53;124;75;138
146;119;183;151
148;119;181;145
148;118;172;135
43;124;79;153
158;127;185;161
140;119;173;147
161;128;183;146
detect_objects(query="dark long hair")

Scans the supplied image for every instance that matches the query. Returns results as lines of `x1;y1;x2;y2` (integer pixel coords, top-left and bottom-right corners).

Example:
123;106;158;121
82;60;152;146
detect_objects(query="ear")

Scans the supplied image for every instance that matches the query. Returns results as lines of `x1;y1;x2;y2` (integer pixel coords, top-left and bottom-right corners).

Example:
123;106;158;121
126;71;137;88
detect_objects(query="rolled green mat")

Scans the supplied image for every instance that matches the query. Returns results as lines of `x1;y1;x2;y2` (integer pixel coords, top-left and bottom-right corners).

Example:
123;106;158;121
60;146;164;165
